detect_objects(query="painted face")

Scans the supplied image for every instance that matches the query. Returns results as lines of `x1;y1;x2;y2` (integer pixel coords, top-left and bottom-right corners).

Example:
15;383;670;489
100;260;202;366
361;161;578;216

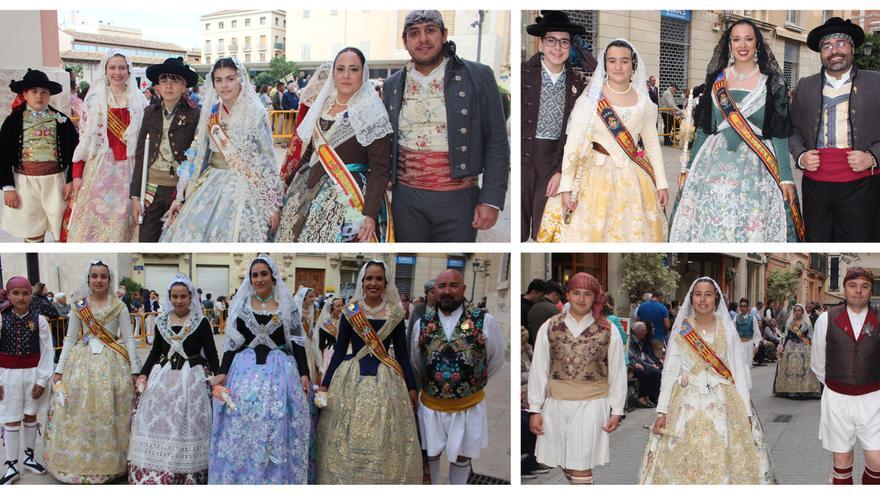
8;287;32;313
690;281;718;317
105;55;130;88
333;51;364;99
729;23;757;65
89;265;111;295
435;270;466;313
249;261;274;297
844;278;871;310
567;288;595;318
605;45;634;86
820;37;854;74
541;31;571;68
169;283;192;315
212;66;241;104
157;73;187;105
361;264;387;301
403;22;447;67
24;88;51;112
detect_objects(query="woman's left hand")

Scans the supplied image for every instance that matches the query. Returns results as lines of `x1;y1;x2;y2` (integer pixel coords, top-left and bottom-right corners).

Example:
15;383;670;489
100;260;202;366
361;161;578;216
657;189;669;208
300;376;311;396
269;209;281;232
782;183;796;205
409;389;418;413
357;216;377;242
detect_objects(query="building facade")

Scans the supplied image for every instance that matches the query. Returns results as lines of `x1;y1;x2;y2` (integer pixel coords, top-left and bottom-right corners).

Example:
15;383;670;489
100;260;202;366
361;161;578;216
200;10;286;68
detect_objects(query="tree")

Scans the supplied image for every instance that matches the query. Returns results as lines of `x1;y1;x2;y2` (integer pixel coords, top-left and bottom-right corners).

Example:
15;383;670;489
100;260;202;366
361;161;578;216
855;32;880;71
64;64;84;80
766;267;800;306
268;56;299;82
252;71;275;88
620;253;680;304
119;276;143;296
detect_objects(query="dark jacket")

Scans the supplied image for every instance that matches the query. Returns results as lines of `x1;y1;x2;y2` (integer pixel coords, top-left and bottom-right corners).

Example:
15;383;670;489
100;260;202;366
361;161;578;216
526;297;560;345
130;99;200;198
383;55;510;209
282;91;299;110
789;66;880;166
521;53;586;173
0;105;78;188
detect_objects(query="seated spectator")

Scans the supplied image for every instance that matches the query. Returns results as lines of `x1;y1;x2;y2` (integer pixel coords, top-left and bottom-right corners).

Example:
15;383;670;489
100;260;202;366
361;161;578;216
628;321;661;407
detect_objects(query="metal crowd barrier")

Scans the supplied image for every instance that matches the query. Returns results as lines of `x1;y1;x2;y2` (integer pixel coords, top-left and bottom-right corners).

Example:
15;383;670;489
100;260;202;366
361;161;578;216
657;106;680;145
269;109;297;140
48;309;227;351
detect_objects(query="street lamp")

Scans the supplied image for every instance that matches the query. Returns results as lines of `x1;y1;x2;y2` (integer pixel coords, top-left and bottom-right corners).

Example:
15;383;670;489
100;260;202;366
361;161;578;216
865;41;874;57
471;258;481;302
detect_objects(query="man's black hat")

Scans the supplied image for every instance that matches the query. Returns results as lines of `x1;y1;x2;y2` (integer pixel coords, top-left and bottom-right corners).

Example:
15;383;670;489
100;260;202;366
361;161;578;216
9;69;62;95
526;11;586;37
807;17;865;52
146;57;198;87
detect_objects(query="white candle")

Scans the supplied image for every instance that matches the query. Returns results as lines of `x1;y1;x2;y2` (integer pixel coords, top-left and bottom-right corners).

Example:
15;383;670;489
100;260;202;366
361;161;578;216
139;134;150;224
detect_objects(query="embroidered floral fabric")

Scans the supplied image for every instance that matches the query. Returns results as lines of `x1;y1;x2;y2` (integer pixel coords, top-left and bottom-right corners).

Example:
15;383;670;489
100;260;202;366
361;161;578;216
418;307;489;399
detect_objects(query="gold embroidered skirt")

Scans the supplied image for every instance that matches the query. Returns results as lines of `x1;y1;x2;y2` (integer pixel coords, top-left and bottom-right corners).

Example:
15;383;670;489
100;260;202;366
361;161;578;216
316;359;422;484
44;343;134;484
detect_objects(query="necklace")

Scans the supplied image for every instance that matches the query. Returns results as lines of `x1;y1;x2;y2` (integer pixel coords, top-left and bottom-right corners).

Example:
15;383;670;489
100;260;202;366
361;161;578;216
254;292;274;309
605;82;632;95
728;65;759;83
334;96;349;106
362;300;387;318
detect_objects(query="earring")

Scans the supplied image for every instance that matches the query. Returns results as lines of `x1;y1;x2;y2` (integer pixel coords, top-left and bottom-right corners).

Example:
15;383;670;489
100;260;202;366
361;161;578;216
727;51;734;67
753;51;758;63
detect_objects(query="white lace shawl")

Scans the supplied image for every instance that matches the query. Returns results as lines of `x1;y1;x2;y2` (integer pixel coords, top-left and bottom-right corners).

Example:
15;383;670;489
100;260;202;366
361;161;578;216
175;56;284;215
297;60;393;149
351;259;403;310
72;51;147;163
222;254;306;352
163;272;203;318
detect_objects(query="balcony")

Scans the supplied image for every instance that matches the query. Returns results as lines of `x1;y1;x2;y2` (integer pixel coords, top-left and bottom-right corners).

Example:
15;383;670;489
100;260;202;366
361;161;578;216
274;42;283;50
259;45;267;51
229;44;238;52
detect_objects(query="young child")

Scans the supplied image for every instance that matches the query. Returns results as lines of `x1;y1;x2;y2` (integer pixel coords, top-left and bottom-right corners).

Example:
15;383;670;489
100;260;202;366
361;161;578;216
130;57;200;242
0;70;79;242
0;276;54;484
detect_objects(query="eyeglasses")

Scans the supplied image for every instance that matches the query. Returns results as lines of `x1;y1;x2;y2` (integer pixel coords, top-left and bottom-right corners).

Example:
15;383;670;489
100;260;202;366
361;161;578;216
820;40;851;52
543;36;571;49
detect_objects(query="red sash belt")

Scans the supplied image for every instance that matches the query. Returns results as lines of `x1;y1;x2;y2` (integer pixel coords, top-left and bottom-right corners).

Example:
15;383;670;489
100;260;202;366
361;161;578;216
397;148;477;191
20;161;62;176
0;352;39;369
826;378;880;396
805;148;871;183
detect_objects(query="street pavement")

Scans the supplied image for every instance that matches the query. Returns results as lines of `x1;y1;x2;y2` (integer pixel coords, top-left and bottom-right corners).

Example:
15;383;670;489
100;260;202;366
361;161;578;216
0;145;510;243
522;360;864;485
19;333;511;485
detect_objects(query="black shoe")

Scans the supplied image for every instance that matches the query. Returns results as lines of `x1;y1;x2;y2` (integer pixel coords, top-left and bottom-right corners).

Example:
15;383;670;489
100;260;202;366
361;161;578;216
1;460;19;485
22;449;45;475
533;463;551;474
521;470;538;479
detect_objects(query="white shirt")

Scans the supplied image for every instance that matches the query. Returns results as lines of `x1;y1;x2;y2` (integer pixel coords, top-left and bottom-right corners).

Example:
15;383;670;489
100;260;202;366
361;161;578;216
527;311;627;415
811;305;868;384
541;61;564;85
826;68;853;90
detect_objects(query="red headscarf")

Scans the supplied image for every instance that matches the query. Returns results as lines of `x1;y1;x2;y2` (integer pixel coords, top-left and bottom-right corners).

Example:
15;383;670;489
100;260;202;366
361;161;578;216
567;272;610;330
5;276;31;292
11;92;26;112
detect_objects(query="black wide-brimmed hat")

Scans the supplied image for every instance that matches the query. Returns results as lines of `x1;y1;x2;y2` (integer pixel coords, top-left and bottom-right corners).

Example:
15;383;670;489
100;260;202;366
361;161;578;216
146;57;198;87
9;69;63;95
807;17;865;52
526;10;586;37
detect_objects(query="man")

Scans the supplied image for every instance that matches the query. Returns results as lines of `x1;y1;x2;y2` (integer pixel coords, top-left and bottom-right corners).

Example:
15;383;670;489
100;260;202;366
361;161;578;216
659;83;679;145
131;57;200;242
811;267;880;484
297;70;308;89
281;83;299;110
790;18;880;241
647;76;659;105
0;277;53;484
762;318;783;362
636;290;670;360
628;321;661;407
407;278;436;355
412;269;504;484
751;300;764;320
383;10;509;242
734;298;762;382
527;280;562;344
521;11;588;241
51;292;69;318
527;272;625;484
521;279;546;331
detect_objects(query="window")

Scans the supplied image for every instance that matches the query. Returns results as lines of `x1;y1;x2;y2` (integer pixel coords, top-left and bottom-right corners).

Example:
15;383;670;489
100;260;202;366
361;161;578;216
301;44;310;60
783;39;800;88
823;10;833;23
205;22;210;30
218;38;225;53
231;20;236;28
244;36;251;50
304;10;310;18
244;53;251;62
259;52;265;62
205;40;211;53
230;37;238;51
786;10;799;26
275;17;279;26
331;10;338;16
205;55;210;63
245;18;251;27
218;21;224;29
260;16;266;25
260;35;267;50
829;256;840;291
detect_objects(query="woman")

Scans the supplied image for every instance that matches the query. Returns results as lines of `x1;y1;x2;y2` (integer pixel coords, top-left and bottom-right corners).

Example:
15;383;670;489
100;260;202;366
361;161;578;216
317;260;422;483
208;255;310;484
772;303;822;399
259;85;271;110
669;19;801;242
128;274;219;484
276;47;393;243
160;57;284;242
294;286;321;384
538;39;668;242
317;298;344;376
45;261;140;483
638;277;775;484
67;51;147;242
280;64;330;182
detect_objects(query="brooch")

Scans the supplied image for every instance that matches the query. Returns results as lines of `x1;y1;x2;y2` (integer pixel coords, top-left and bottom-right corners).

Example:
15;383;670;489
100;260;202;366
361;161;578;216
27;321;35;330
572;86;578;95
864;322;874;337
460;320;470;330
55;114;67;124
177;115;187;126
